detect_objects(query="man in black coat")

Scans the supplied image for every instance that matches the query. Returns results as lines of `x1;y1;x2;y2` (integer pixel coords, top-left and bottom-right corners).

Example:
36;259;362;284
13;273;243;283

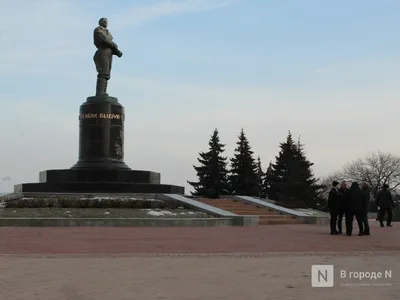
360;182;371;235
376;184;394;227
346;182;364;236
337;181;349;234
328;181;340;235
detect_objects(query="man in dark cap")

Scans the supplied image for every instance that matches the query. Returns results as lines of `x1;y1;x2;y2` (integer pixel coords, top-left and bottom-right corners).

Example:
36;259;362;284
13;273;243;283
346;182;364;236
328;181;340;235
337;180;349;234
376;184;394;227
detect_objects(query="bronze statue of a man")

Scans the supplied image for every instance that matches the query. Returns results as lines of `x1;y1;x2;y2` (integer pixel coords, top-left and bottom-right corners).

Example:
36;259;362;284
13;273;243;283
93;18;123;96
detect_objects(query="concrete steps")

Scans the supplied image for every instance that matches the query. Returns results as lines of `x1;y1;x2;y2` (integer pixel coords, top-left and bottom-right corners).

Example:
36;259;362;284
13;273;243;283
194;198;304;226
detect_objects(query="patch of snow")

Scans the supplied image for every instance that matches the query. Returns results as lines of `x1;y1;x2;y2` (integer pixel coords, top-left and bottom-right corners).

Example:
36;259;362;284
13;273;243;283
21;197;34;200
295;209;328;216
177;206;184;209
104;212;110;215
295;209;314;216
0;202;5;209
80;197;162;202
65;211;71;214
177;211;206;215
147;210;177;216
13;211;16;213
178;211;204;215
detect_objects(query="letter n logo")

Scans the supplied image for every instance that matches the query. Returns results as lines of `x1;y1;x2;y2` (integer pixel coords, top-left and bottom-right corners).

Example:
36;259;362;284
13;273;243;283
311;265;334;287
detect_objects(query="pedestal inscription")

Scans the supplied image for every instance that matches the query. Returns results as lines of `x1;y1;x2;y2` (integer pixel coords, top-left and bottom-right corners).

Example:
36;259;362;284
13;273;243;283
71;97;130;170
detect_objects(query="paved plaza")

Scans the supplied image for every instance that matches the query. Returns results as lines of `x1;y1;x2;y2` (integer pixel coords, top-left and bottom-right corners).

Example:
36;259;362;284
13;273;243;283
1;222;400;254
1;222;399;299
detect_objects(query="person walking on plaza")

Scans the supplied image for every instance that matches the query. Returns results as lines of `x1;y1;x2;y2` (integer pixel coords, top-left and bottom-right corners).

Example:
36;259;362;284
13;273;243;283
346;182;364;236
360;182;371;235
376;184;394;227
337;180;349;234
328;181;340;235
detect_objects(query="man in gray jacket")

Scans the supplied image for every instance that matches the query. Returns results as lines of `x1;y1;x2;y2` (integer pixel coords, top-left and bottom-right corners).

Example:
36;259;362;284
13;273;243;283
376;184;394;227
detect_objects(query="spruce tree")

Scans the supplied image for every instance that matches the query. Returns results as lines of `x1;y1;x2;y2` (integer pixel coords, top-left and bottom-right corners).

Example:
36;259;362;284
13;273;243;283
228;129;258;196
267;131;298;202
187;129;229;198
255;156;265;198
292;138;321;207
267;131;320;208
264;161;275;199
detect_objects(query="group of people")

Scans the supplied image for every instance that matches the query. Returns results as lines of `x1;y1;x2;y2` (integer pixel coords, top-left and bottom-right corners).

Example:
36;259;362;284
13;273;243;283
328;180;394;236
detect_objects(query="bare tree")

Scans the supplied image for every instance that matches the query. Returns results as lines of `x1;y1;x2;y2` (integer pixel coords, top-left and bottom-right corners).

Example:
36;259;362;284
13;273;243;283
320;152;400;202
341;152;400;196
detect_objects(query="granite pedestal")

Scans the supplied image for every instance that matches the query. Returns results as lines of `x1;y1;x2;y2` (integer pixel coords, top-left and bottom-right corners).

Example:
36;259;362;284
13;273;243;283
13;95;185;195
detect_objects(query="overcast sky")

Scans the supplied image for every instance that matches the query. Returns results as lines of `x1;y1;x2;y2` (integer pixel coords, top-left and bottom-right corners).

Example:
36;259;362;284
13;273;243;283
1;0;399;193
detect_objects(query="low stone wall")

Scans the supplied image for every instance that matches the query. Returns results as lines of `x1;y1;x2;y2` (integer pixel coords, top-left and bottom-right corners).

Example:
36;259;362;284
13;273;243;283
0;194;261;227
0;217;236;227
232;215;259;226
299;216;330;225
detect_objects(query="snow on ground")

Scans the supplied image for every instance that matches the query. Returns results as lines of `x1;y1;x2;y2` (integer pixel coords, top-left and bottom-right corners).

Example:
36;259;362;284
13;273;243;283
79;197;162;202
9;196;163;202
295;209;329;217
147;210;177;216
0;208;210;218
145;209;206;217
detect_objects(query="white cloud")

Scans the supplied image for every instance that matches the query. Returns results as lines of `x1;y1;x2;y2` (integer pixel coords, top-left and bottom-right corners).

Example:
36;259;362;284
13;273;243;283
110;0;234;30
0;0;232;74
0;0;94;74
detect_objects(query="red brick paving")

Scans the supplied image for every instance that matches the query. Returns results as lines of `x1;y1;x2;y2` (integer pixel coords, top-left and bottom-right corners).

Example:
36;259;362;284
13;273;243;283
0;222;399;254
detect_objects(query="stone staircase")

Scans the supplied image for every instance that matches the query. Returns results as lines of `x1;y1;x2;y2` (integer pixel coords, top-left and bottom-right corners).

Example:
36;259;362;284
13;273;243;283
195;198;305;225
